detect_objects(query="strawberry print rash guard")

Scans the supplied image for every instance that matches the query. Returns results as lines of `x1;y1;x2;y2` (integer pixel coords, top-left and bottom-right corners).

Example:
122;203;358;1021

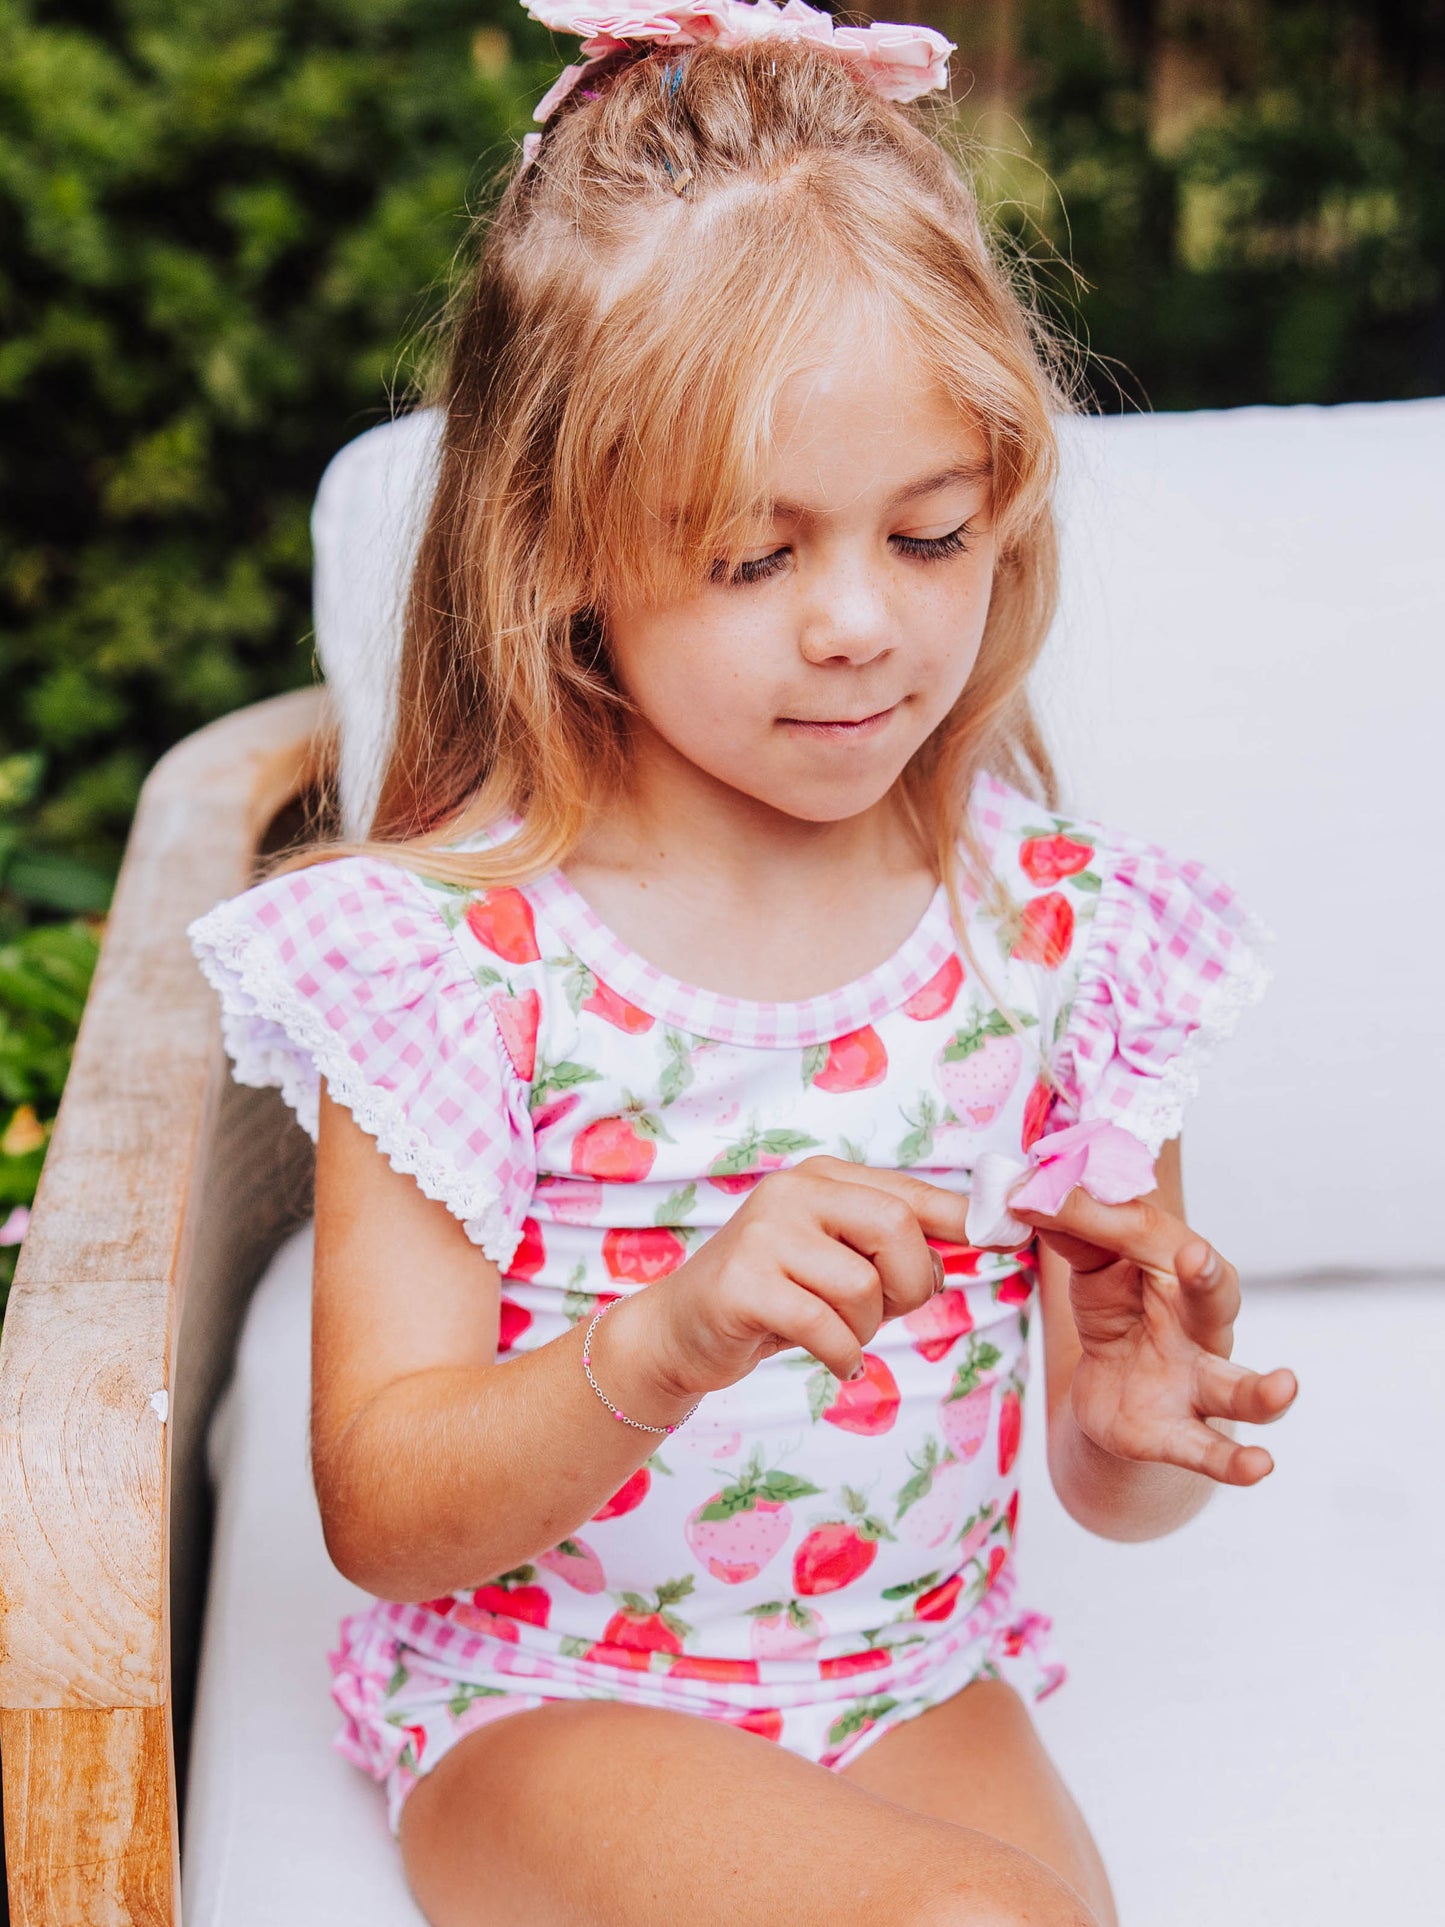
188;769;1269;1831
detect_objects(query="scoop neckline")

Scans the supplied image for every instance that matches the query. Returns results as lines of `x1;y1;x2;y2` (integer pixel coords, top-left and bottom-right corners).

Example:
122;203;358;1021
462;772;1009;1049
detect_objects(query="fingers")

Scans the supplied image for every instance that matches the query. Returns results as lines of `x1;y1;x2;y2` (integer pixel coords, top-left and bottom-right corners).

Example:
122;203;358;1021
792;1156;974;1250
761;1276;875;1384
1164;1417;1278;1487
779;1163;944;1319
1013;1183;1183;1274
1175;1236;1242;1333
1195;1351;1299;1427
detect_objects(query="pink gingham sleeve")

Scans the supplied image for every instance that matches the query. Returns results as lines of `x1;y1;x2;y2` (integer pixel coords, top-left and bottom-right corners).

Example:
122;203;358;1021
1045;833;1272;1157
186;856;536;1267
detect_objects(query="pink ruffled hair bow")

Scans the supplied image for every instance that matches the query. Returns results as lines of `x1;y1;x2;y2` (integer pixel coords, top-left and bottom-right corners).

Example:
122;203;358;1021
522;0;956;132
964;1119;1158;1250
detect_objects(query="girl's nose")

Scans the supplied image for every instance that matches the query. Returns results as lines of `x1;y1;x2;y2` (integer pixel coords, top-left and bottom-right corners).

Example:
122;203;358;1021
796;558;894;667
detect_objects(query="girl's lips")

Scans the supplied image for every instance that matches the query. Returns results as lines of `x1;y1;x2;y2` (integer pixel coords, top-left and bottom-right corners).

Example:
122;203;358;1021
778;704;899;740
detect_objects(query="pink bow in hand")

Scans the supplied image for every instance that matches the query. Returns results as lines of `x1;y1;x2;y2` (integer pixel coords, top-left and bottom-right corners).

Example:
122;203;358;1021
965;1119;1157;1249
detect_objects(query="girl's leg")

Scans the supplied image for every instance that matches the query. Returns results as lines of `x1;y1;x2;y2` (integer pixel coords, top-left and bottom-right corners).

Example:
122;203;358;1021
398;1697;1100;1927
838;1679;1118;1927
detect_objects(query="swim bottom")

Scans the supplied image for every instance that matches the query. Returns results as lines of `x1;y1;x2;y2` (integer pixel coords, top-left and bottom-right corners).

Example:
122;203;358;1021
330;1562;1066;1835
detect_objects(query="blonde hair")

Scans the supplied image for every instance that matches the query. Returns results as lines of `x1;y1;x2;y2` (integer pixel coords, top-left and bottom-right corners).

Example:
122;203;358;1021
274;38;1070;1014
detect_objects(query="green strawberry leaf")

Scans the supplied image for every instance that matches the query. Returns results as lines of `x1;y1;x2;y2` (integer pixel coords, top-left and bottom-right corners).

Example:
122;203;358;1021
530;1059;602;1105
761;1128;821;1155
806;1366;834;1423
758;1472;823;1502
801;1043;829;1087
558;1635;592;1659
1067;871;1103;893
654;1182;696;1226
882;1571;941;1601
472;964;506;989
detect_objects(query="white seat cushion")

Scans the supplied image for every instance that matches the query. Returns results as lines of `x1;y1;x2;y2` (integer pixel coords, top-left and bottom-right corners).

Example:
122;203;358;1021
311;399;1445;1278
183;1224;1444;1924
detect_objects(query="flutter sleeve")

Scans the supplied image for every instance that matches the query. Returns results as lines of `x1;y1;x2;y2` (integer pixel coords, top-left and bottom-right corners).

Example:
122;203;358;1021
1043;830;1272;1159
185;855;536;1267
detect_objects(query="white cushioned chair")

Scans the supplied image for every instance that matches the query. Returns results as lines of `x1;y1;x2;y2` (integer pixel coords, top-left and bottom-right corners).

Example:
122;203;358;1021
1;397;1439;1926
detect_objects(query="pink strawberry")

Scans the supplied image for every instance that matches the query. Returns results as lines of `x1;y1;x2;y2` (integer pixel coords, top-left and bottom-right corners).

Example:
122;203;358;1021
538;1536;605;1594
530;1090;583;1136
587;1577;694;1669
818;1645;893;1680
1010;892;1074;969
448;1602;521;1639
602;1224;688;1282
667;1652;761;1685
939;1336;1003;1460
685;1451;821;1584
1019;833;1094;886
902;953;965;1020
582;976;655;1033
805;1353;899;1435
985;1543;1008;1590
998;1383;1024;1475
729;1707;784;1742
707;1124;819;1193
936;1010;1030;1128
488;988;540;1080
497;1297;532;1351
466;888;540;963
1021;1075;1052;1151
747;1598;825;1660
533;1172;601;1223
467;1565;551;1629
804;1026;888;1093
508;1217;545;1282
993;1271;1033;1307
793;1487;894;1596
893;1437;975;1549
571;1102;669;1182
958;1502;1001;1565
902;1286;974;1363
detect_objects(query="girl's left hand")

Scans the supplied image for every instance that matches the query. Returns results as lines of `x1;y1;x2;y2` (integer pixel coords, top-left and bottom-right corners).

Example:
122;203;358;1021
1011;1187;1299;1486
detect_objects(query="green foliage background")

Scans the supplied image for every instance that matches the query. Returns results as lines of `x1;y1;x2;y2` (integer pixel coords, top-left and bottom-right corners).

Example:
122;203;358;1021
0;0;1442;1309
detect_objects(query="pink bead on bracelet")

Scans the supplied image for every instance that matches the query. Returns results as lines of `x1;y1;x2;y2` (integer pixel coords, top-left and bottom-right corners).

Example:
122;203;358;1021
582;1298;700;1436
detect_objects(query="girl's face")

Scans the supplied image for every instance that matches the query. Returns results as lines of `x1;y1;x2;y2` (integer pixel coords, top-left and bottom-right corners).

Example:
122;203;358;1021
604;324;998;827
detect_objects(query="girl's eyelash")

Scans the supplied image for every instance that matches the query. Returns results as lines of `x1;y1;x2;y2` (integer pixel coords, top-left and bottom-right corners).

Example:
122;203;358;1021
892;521;976;561
711;521;976;586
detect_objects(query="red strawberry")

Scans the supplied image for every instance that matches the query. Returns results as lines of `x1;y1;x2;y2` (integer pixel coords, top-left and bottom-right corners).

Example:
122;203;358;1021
686;1451;821;1584
488;988;540;1080
582;977;655;1033
805;1353;900;1435
497;1297;532;1351
587;1578;694;1669
400;1722;428;1767
667;1652;762;1685
914;1572;965;1622
998;1386;1023;1475
902;953;965;1020
538;1536;605;1594
793;1487;894;1596
818;1645;892;1680
571;1105;668;1182
508;1217;545;1282
592;1464;650;1522
1021;1076;1052;1151
467;1565;551;1629
985;1544;1008;1589
993;1271;1033;1307
804;1026;888;1093
929;1238;983;1278
1010;892;1074;969
707;1124;818;1193
466;888;540;963
1019;833;1094;886
602;1224;688;1282
730;1707;784;1742
1005;1491;1020;1540
902;1287;974;1363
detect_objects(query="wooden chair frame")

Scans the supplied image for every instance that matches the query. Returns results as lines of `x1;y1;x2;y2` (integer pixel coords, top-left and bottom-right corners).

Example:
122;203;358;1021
0;688;331;1926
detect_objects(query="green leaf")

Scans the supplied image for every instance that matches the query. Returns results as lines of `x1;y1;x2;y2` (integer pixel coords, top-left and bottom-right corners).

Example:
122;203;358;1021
1068;871;1103;893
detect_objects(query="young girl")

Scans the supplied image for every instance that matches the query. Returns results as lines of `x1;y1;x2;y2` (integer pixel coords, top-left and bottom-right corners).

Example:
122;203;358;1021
188;6;1299;1922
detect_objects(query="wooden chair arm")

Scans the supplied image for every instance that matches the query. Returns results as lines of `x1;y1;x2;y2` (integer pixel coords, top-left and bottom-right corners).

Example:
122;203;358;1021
0;686;330;1926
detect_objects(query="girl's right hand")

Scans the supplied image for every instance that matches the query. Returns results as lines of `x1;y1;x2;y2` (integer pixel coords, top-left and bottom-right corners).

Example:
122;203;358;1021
620;1155;975;1404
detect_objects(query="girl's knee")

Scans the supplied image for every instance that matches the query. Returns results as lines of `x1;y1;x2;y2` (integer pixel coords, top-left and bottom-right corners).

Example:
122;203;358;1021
907;1857;1103;1927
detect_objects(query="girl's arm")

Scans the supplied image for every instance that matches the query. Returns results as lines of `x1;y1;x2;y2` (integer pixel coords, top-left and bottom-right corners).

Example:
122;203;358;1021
1036;1136;1296;1542
311;1083;698;1601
